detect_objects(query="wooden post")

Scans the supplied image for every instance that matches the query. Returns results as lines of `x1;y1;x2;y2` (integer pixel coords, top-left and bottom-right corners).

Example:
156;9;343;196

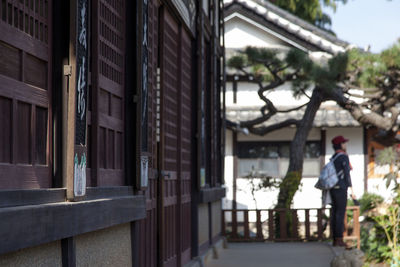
343;210;348;237
256;210;263;240
305;209;310;240
63;0;89;200
354;207;360;249
292;210;298;240
329;208;333;239
63;0;78;200
221;210;226;236
268;210;274;241
232;131;237;210
317;209;323;240
244;210;249;239
232;210;238;238
279;210;287;240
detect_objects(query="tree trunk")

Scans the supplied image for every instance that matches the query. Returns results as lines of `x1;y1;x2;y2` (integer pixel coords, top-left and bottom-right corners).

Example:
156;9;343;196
276;88;324;209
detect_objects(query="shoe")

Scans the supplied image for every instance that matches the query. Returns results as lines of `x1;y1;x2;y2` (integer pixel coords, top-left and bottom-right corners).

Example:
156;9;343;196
333;238;350;249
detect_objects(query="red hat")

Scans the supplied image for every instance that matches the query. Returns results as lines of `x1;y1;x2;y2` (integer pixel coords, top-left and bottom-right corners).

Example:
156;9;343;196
332;135;349;145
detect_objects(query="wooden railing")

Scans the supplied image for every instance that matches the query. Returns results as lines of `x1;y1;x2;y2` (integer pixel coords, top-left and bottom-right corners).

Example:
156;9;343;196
343;206;361;249
222;206;360;248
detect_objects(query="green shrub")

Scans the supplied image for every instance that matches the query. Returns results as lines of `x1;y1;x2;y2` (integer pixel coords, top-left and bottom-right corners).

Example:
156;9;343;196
361;222;391;263
359;192;384;214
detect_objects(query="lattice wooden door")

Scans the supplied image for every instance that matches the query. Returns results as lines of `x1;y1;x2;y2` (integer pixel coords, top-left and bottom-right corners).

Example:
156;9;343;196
0;0;52;189
89;0;125;186
158;6;192;267
138;3;193;267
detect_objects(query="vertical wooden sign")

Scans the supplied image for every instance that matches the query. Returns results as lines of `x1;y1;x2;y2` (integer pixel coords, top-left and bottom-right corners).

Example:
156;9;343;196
140;0;149;189
66;0;88;200
199;13;206;188
73;0;89;198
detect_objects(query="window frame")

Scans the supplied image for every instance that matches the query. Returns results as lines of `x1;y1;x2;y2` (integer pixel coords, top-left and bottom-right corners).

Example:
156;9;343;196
237;141;322;178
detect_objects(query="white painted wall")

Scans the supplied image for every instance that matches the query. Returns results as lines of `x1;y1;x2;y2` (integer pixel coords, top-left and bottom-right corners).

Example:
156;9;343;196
223;126;367;211
223;130;234;209
367;179;399;202
226;81;310;107
225;16;287;49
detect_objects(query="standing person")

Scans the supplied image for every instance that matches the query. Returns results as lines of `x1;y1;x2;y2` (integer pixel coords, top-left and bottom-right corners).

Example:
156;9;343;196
330;135;356;247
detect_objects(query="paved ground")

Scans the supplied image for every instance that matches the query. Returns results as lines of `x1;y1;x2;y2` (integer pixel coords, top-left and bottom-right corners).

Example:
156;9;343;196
206;242;341;267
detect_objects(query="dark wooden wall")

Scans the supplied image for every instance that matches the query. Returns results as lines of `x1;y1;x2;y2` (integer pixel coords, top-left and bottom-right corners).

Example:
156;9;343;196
89;0;126;187
0;0;52;189
138;2;194;266
138;0;159;266
0;0;128;189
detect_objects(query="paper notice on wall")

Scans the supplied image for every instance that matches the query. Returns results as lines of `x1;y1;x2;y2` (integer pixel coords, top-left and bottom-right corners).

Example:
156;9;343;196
200;167;206;187
74;153;87;197
141;156;149;188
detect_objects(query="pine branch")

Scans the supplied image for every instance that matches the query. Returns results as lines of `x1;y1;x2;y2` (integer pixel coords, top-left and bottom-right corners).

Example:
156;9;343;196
239;109;276;128
248;119;301;136
327;87;400;132
277;102;309;113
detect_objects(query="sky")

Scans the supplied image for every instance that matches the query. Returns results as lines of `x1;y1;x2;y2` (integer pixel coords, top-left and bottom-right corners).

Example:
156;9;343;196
323;0;400;53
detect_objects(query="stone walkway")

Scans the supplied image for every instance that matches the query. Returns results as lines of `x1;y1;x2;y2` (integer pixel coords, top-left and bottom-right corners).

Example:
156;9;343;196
206;242;341;267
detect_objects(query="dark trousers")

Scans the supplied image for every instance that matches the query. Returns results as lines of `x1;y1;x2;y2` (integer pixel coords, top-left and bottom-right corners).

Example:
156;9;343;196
330;187;347;238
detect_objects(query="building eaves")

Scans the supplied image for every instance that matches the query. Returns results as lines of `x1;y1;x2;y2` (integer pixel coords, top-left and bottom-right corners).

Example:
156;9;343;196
224;0;350;55
226;106;360;128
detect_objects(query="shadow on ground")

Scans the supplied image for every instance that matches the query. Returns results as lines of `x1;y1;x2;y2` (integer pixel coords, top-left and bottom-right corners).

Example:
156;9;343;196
206;242;337;267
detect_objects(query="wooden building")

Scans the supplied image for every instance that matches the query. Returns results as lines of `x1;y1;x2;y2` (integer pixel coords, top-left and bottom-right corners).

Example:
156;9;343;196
0;1;225;266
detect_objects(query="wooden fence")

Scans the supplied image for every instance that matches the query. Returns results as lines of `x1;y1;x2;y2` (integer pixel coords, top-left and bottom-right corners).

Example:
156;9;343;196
222;206;360;249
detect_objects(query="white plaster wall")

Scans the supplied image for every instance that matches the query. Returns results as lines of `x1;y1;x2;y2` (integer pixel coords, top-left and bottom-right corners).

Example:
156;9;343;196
226;81;265;107
367;178;400;202
292;178;321;209
223;130;234;209
226;82;310;107
224;127;323;212
325;127;365;198
236;178;278;210
225;16;286;49
235;177;323;210
223;126;367;212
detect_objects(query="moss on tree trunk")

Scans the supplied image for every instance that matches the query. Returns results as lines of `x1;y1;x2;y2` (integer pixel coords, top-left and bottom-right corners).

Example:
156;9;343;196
274;89;323;238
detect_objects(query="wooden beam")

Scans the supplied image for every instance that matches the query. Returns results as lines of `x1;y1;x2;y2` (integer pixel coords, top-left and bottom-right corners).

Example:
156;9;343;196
0;195;146;255
63;0;77;200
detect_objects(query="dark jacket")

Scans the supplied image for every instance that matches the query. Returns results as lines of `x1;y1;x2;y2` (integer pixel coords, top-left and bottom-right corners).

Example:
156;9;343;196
332;152;352;189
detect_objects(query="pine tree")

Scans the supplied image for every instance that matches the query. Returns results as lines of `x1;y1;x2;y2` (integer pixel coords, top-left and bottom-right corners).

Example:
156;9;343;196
228;41;400;210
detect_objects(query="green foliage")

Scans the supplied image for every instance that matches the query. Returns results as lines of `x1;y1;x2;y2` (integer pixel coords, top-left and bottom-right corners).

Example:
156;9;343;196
359;192;384;214
381;40;400;69
328;52;348;79
374;201;400;265
285;49;312;71
277;171;302;209
346;41;400;89
273;171;302;238
244;46;279;65
377;147;397;165
376;147;400;189
361;224;392;263
227;55;246;69
360;147;400;265
361;149;400;265
272;0;347;30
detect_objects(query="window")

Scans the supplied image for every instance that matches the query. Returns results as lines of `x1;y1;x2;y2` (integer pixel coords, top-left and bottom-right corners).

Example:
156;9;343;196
237;141;321;178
